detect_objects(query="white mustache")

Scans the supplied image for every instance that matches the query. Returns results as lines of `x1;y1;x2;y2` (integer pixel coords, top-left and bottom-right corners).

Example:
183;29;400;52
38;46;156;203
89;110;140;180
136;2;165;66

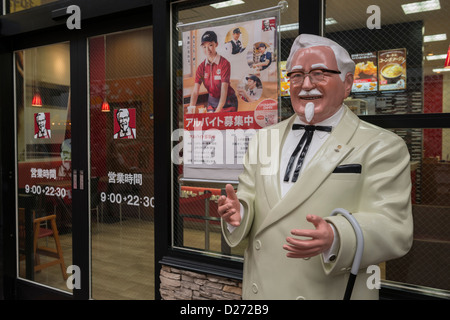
298;89;322;96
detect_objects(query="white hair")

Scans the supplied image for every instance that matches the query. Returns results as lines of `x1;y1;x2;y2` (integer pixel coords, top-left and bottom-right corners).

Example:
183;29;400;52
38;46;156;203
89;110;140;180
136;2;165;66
116;108;130;119
286;34;355;81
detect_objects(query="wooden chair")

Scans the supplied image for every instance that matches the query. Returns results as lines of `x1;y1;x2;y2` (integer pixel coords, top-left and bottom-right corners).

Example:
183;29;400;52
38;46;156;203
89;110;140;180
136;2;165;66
19;208;68;280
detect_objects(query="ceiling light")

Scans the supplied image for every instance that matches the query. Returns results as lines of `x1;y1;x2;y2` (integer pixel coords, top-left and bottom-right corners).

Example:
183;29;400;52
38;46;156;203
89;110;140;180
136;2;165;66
279;23;298;32
402;0;440;14
101;100;110;112
31;47;42;107
426;54;447;60
278;19;337;33
424;33;447;42
325;18;338;25
210;0;245;9
433;68;450;73
32;92;43;107
445;45;450;69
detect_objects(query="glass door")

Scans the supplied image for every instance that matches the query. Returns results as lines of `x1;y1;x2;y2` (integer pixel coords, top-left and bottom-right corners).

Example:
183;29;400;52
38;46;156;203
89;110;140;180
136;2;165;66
16;42;73;293
14;24;154;301
88;27;155;300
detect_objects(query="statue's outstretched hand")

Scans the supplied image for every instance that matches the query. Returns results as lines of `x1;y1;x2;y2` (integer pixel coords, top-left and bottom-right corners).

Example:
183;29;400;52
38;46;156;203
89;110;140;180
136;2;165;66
218;184;241;227
283;215;334;258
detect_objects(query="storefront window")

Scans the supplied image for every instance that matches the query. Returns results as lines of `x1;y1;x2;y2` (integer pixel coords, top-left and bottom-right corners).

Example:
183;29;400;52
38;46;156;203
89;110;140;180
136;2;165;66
16;43;72;292
381;127;450;294
89;27;155;300
171;0;450;298
172;0;298;260
5;0;59;14
325;0;450;116
326;0;450;296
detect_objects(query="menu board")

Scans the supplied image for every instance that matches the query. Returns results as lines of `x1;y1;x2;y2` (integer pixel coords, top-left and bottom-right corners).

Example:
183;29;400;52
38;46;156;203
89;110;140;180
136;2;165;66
350;48;407;93
378;49;407;91
352;52;378;93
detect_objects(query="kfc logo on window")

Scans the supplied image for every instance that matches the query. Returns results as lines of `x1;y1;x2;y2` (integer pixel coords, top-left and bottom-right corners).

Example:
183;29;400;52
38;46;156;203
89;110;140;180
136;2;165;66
34;112;51;139
262;19;276;31
114;108;137;139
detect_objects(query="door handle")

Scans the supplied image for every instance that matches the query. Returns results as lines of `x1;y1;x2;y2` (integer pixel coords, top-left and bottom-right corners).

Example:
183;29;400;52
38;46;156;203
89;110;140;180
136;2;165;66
79;170;84;190
72;169;85;190
73;169;77;190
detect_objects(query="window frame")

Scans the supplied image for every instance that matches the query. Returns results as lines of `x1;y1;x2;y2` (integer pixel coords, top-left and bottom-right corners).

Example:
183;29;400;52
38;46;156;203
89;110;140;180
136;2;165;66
164;0;450;301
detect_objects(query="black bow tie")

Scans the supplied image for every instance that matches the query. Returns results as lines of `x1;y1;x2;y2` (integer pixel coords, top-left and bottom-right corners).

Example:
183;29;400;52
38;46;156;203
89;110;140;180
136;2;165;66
284;124;332;182
292;124;332;133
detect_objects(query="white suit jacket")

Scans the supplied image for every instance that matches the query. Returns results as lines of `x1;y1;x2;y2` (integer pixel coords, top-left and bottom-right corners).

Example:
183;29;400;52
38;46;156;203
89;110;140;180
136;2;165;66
222;105;413;300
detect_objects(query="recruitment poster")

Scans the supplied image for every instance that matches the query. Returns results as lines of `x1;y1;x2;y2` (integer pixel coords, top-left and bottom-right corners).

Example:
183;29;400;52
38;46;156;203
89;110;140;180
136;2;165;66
182;17;279;181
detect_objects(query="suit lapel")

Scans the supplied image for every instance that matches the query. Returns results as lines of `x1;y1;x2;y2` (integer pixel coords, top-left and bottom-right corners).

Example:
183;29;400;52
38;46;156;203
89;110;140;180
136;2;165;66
256;107;360;237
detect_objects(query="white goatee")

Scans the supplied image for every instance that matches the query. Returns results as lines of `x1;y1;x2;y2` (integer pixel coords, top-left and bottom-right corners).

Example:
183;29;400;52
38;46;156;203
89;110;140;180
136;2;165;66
305;102;315;123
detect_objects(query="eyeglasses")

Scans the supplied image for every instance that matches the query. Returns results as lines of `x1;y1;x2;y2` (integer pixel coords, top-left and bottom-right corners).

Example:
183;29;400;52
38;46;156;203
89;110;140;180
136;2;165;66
289;69;341;85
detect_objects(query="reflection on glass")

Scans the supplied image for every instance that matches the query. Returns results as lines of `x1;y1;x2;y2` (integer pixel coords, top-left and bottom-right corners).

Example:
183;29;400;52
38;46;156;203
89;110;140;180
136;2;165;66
89;27;155;300
384;128;450;292
16;43;72;293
